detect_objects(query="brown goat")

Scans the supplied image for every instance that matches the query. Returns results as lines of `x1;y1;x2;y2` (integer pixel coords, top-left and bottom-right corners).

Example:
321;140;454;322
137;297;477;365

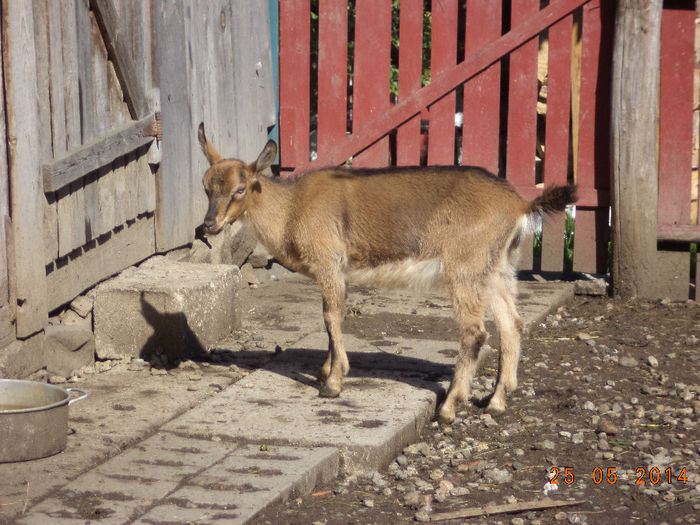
198;124;575;422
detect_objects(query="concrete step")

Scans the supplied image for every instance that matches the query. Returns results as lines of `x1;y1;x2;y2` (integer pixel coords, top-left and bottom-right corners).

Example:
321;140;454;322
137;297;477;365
94;258;243;362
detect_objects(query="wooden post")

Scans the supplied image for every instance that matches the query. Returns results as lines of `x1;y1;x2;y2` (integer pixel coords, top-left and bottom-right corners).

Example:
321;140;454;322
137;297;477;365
610;0;663;299
153;0;194;251
2;0;49;336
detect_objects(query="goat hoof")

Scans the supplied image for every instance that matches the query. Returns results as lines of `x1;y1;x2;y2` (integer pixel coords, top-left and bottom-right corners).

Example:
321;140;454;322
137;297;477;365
437;405;456;424
485;400;506;416
319;384;341;398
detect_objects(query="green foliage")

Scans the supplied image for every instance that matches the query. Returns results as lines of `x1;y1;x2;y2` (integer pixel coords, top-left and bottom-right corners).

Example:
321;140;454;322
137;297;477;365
563;208;575;274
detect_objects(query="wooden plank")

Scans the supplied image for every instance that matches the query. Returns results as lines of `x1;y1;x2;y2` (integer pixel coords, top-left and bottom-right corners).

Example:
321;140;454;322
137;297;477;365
46;214;155;311
658;224;700;243
461;0;501;173
610;0;663;299
279;0;311;171
58;0;92;256
317;0;348;159
132;0;153;102
230;0;276;162
507;1;539;271
506;1;539;188
427;0;458;165
0;25;11;339
541;13;573;272
153;0;194;251
62;0;82;151
293;0;589;174
42;114;157;193
3;0;49;336
396;0;423;166
658;5;694;227
90;0;150;118
31;0;59;265
574;0;613;274
654;4;695;301
352;0;391;167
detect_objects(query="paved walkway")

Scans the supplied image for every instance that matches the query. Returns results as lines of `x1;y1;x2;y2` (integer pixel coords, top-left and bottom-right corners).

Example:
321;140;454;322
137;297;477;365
1;275;573;524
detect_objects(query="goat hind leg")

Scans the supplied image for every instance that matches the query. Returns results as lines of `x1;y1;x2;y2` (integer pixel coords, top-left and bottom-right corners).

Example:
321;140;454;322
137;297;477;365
486;277;522;415
438;286;488;423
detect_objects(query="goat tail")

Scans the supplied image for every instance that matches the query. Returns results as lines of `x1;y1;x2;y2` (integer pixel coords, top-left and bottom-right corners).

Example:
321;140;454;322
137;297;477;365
528;185;577;217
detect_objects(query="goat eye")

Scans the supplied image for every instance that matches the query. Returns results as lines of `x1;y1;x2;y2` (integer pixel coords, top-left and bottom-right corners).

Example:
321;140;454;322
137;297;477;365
236;187;246;195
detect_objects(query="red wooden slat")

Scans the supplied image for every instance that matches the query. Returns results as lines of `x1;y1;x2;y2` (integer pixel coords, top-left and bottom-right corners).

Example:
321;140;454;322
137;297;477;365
541;13;573;272
658;5;694;227
292;0;590;174
507;1;539;271
396;0;423;166
279;0;311;172
505;1;539;189
427;0;458;165
317;0;348;158
352;0;391;167
462;0;502;173
574;0;613;274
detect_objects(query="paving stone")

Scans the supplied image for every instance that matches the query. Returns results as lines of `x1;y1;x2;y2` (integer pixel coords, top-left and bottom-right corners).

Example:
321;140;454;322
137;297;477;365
162;345;439;474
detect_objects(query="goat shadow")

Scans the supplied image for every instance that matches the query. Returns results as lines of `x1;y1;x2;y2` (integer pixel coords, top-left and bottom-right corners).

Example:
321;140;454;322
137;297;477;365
137;293;497;408
139;294;208;366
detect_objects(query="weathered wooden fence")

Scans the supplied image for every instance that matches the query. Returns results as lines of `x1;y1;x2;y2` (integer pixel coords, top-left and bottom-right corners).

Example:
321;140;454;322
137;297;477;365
278;0;699;298
0;0;275;347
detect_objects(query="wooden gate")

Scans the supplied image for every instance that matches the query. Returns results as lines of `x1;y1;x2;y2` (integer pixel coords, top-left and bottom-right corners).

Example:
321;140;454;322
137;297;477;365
1;0;276;342
278;0;699;296
3;1;159;338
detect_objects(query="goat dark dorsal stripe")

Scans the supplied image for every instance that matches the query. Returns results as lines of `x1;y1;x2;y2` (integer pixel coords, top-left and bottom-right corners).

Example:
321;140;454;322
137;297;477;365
198;123;576;422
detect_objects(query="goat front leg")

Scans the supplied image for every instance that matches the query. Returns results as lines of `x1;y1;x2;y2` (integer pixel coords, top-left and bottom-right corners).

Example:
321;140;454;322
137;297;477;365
317;273;349;398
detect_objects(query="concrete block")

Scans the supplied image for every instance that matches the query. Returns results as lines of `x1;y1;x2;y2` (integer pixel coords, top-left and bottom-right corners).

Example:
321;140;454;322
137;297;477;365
188;221;258;267
44;325;95;377
0;333;47;378
94;259;242;361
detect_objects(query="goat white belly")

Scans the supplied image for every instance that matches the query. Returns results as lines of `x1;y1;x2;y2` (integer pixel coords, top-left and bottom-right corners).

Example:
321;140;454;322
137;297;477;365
344;258;444;290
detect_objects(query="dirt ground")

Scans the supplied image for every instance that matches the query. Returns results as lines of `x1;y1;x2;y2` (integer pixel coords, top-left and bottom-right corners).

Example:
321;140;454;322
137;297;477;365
253;295;700;525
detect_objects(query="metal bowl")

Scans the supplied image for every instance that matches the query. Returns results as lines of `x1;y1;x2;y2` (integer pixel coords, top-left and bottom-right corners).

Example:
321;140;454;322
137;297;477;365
0;379;88;463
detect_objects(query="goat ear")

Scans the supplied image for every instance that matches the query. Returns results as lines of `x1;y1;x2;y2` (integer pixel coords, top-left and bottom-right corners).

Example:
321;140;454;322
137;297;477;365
251;140;278;175
198;123;223;165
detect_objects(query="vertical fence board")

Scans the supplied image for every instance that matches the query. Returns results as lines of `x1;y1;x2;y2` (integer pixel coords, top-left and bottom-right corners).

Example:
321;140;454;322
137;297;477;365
574;0;612;274
352;0;391;168
230;0;276;162
427;0;458;165
317;0;348;159
0;10;10;321
4;0;49;335
507;1;539;270
154;0;194;251
658;6;694;227
62;0;81;152
32;0;57;265
279;0;310;172
462;0;501;173
396;0;423;166
656;4;695;299
541;14;572;272
61;0;83;253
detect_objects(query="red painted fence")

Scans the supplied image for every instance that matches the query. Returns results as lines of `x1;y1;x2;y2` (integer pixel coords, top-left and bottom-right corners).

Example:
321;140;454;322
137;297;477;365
279;0;698;287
